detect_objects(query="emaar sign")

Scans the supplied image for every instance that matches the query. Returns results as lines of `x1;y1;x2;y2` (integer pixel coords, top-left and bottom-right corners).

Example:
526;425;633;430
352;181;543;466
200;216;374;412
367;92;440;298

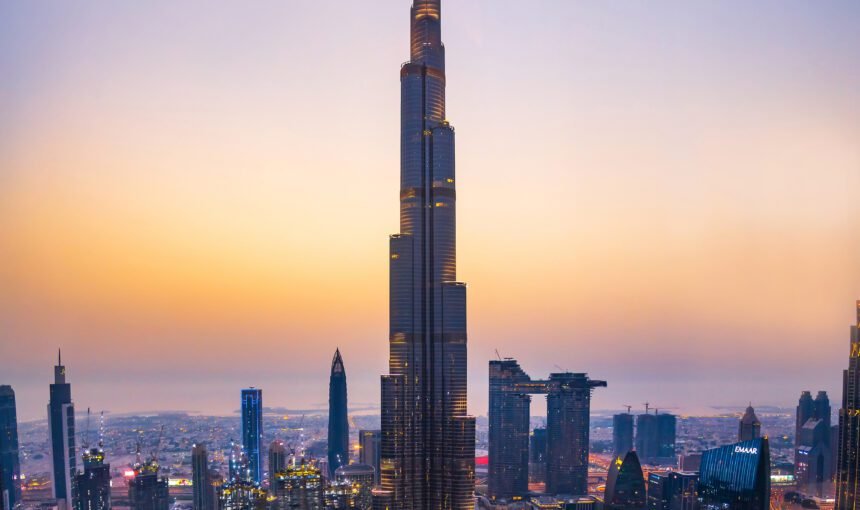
734;446;758;455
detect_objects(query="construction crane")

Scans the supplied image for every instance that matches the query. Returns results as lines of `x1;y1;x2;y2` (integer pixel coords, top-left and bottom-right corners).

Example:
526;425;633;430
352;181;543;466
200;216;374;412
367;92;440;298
82;408;91;450
98;411;105;449
624;405;632;414
643;402;650;414
495;349;502;361
152;425;165;465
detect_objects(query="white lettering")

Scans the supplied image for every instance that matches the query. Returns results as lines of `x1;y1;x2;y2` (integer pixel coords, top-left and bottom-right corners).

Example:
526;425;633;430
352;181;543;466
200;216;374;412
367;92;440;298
734;446;758;455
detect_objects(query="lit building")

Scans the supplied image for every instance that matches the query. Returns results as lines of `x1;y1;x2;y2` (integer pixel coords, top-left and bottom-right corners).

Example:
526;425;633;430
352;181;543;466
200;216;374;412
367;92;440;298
48;351;77;510
230;442;251;483
797;390;833;495
377;1;476;508
271;459;323;510
488;359;531;500
242;388;264;484
328;349;349;478
613;413;634;457
128;461;169;510
603;450;646;510
530;428;547;484
269;441;288;490
738;404;761;442
216;480;268;510
698;438;770;510
74;446;111;510
357;431;380;484
646;471;697;510
836;301;860;509
0;386;21;510
335;464;375;510
325;481;356;510
193;444;214;510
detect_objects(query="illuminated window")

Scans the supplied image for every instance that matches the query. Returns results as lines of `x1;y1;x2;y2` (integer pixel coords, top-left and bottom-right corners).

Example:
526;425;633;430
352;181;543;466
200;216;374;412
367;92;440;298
446;178;454;183
435;202;447;207
391;254;400;260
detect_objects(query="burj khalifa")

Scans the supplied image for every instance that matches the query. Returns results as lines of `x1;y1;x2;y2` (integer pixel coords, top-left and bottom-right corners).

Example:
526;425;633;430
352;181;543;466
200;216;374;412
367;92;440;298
377;1;476;510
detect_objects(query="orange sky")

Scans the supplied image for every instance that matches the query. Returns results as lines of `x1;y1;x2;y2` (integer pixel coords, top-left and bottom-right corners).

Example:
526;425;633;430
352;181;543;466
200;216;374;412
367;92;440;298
1;1;859;420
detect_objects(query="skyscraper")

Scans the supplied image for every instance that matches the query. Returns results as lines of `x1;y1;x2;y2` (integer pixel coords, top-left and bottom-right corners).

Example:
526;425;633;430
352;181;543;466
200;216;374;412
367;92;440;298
378;1;476;509
797;391;832;494
48;351;76;510
358;431;381;484
488;359;531;500
128;461;169;510
241;388;263;484
835;301;860;509
635;413;657;462
271;459;324;510
738;404;761;442
74;446;111;510
269;441;288;490
0;386;21;510
698;438;770;510
656;414;677;460
328;349;348;478
604;451;646;510
613;412;634;456
193;444;213;510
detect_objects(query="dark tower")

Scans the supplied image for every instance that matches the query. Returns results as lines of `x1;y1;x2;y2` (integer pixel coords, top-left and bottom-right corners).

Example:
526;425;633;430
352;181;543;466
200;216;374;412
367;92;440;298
48;350;76;510
328;349;349;478
378;1;476;509
738;404;762;442
604;451;646;510
656;413;677;460
0;386;21;510
192;444;213;510
612;413;634;457
836;301;860;509
487;360;531;500
74;447;111;510
241;388;263;484
268;441;287;490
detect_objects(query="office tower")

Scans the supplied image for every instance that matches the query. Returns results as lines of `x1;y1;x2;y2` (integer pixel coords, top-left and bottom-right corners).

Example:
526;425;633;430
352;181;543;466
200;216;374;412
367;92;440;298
797;390;832;494
529;428;547;484
656;414;677;460
325;481;356;510
269;441;288;489
271;459;324;510
241;388;263;484
698;438;770;510
677;454;701;472
128;461;169;510
229;442;250;483
613;413;634;456
216;481;268;510
358;431;381;484
0;386;21;510
646;471;697;510
635;413;657;462
328;349;349;477
604;450;646;510
74;446;111;510
48;351;77;510
488;359;531;500
738;404;761;442
335;464;375;510
836;301;860;509
545;373;606;495
193;444;213;510
377;1;476;509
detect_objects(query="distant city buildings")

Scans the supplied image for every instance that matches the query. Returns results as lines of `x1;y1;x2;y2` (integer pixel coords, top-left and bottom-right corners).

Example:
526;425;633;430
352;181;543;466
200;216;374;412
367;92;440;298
357;431;380;484
0;386;21;510
836;300;860;509
698;437;770;510
634;410;676;466
796;390;833;494
48;351;76;510
128;460;169;510
646;471;697;510
604;450;646;510
327;349;348;478
216;480;268;510
529;428;547;484
269;441;288;490
241;389;263;485
192;444;214;510
334;464;374;510
270;459;324;510
738;404;761;442
613;412;634;457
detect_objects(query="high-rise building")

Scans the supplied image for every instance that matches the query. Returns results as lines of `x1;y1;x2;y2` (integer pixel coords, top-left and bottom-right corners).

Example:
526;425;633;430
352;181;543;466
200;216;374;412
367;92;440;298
358;431;381;484
48;351;76;510
377;2;476;509
656;414;677;460
488;359;531;500
328;349;349;477
0;386;21;510
241;388;263;484
128;461;169;510
270;459;324;510
530;428;547;484
269;441;288;489
604;450;646;510
335;464;375;510
698;438;770;510
836;301;860;509
229;442;250;483
646;471;697;510
738;404;761;442
74;446;111;510
545;373;606;495
193;444;213;510
797;390;833;494
635;413;657;462
216;481;268;510
613;413;634;457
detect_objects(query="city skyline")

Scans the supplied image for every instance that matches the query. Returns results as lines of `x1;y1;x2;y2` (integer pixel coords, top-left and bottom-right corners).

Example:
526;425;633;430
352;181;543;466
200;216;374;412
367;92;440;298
2;1;860;422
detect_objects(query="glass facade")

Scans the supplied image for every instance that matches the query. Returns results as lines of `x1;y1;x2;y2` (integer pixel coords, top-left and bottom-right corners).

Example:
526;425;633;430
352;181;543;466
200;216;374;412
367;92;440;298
378;2;475;509
836;301;860;509
193;444;213;510
0;386;21;510
604;450;646;510
697;438;770;510
241;389;263;484
612;414;634;457
48;354;77;510
328;350;349;477
74;448;111;510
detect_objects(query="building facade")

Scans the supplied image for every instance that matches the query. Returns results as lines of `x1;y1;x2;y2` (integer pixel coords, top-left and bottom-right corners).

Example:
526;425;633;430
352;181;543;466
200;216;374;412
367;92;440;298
193;444;213;510
358;431;381;484
74;447;111;510
487;359;531;500
48;352;77;510
0;386;21;510
797;391;833;495
604;451;646;510
836;301;860;509
613;413;634;457
698;438;770;510
328;349;349;478
241;388;263;485
335;464;375;510
271;460;324;510
738;404;761;442
269;441;288;490
646;471;697;510
377;1;476;509
128;462;169;510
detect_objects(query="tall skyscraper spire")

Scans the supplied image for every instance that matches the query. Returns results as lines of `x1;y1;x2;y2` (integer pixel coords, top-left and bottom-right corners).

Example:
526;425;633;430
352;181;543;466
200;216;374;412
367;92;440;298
328;349;349;477
48;353;76;510
836;300;860;509
378;1;476;509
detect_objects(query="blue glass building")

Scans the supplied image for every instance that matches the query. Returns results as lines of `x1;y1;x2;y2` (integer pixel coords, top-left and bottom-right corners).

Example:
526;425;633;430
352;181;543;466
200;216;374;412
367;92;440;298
698;438;770;510
48;352;77;510
0;386;21;510
327;349;349;478
241;388;263;485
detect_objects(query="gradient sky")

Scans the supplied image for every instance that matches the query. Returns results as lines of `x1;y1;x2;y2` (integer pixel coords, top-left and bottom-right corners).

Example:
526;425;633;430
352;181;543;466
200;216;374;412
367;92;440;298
1;1;859;422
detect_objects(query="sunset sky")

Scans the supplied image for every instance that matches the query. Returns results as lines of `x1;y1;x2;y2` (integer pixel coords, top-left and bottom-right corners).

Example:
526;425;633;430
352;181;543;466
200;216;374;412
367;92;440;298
1;1;859;422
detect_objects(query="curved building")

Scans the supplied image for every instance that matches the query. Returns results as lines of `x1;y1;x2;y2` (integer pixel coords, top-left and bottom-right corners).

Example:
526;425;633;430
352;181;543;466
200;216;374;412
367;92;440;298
604;451;646;510
328;349;349;477
698;438;770;510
